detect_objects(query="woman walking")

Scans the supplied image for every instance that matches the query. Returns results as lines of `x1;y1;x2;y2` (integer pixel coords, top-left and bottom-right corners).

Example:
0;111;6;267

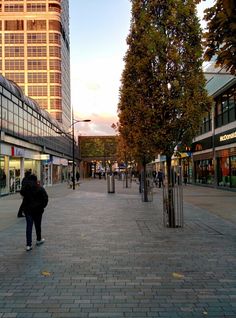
20;174;48;251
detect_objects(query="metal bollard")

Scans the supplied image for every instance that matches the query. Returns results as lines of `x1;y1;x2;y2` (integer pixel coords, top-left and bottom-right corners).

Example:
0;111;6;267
107;174;115;193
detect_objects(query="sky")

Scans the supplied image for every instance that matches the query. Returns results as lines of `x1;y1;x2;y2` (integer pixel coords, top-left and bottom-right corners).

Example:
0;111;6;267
69;0;214;136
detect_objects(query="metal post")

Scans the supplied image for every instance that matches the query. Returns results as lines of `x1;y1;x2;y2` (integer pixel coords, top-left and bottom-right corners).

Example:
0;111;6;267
56;114;90;190
72;120;75;190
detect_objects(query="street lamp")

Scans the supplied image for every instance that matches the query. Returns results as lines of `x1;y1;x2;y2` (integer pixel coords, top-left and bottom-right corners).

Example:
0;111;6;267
71;119;91;190
56;118;91;190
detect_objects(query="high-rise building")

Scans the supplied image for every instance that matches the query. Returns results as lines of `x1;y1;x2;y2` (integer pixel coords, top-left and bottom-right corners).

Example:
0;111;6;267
0;0;71;127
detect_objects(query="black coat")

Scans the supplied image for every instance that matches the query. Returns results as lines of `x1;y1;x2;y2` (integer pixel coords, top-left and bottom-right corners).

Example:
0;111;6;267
20;182;48;215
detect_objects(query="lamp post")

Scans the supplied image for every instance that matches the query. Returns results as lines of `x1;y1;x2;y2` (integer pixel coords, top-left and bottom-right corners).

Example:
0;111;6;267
71;119;91;190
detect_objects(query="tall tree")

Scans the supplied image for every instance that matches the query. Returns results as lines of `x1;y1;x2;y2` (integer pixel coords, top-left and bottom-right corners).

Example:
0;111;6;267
118;0;211;223
203;0;236;75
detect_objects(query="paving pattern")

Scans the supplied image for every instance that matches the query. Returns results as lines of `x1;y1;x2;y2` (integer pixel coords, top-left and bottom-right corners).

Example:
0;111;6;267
0;179;236;317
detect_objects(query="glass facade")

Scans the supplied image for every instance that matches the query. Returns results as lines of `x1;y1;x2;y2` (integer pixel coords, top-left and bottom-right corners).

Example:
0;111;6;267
0;0;71;128
215;86;236;128
0;74;73;195
193;81;236;189
0;75;72;154
0;156;7;195
199;112;212;135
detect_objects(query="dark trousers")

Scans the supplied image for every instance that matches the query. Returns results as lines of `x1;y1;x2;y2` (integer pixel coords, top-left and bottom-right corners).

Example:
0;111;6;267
25;213;43;246
17;201;25;217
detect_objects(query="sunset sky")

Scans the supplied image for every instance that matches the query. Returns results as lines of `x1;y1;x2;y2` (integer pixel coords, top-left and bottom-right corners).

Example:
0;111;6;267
69;0;214;136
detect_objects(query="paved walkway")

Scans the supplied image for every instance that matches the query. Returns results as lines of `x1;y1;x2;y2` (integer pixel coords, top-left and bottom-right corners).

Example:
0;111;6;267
0;179;236;318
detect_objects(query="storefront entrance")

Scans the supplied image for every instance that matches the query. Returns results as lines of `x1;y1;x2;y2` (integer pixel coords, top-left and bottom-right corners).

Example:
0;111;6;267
217;155;236;188
9;158;21;193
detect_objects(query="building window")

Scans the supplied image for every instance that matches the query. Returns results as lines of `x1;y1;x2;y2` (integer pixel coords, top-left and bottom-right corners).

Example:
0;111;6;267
28;60;47;70
218;156;230;187
34;99;48;109
28;86;48;96
215;85;236;128
27;33;46;44
49;59;61;71
231;156;236;188
49;33;61;45
49;3;61;13
5;33;24;44
27;4;46;12
49;46;61;58
218;155;236;188
5;60;24;71
50;72;61;84
5;4;24;12
50;86;61;97
5;73;25;83
195;159;214;185
199;112;212;135
5;47;24;58
50;99;62;110
229;90;236;122
27;20;46;31
28;73;47;83
48;3;61;13
27;46;47;57
49;20;61;32
5;20;24;31
50;111;62;122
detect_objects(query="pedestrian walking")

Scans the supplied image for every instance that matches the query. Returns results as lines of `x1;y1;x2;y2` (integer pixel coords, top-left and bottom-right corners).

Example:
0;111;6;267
157;169;164;188
17;170;32;218
76;171;80;182
184;172;188;185
20;174;48;251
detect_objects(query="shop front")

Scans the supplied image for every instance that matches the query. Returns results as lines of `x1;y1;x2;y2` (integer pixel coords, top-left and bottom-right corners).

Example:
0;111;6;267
216;150;236;188
192;128;236;189
52;156;69;184
0;144;41;196
194;152;215;185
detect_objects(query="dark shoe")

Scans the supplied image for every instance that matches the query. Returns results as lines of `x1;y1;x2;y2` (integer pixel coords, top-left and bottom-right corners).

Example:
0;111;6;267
36;238;45;246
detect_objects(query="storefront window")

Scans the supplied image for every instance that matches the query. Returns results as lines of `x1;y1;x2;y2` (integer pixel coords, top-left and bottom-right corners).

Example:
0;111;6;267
0;156;7;195
9;158;21;193
195;159;214;185
24;159;40;181
218;157;230;187
53;165;60;184
231;156;236;188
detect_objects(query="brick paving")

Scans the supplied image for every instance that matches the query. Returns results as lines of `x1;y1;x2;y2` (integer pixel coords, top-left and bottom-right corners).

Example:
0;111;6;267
0;178;236;318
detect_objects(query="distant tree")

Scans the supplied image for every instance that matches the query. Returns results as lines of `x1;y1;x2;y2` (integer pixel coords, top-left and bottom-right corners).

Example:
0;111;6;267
203;0;236;74
118;0;211;223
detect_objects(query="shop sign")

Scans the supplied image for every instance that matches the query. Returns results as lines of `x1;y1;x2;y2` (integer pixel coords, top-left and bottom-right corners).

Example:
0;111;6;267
192;137;212;152
52;156;68;166
34;154;50;160
11;146;25;157
220;131;236;142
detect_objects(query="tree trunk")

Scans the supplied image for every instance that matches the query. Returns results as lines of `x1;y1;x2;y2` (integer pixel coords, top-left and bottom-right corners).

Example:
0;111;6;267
166;155;175;227
125;161;128;188
143;163;148;202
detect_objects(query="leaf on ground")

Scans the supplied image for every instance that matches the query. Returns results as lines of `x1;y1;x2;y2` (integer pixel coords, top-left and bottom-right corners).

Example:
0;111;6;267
172;272;185;279
41;271;52;277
